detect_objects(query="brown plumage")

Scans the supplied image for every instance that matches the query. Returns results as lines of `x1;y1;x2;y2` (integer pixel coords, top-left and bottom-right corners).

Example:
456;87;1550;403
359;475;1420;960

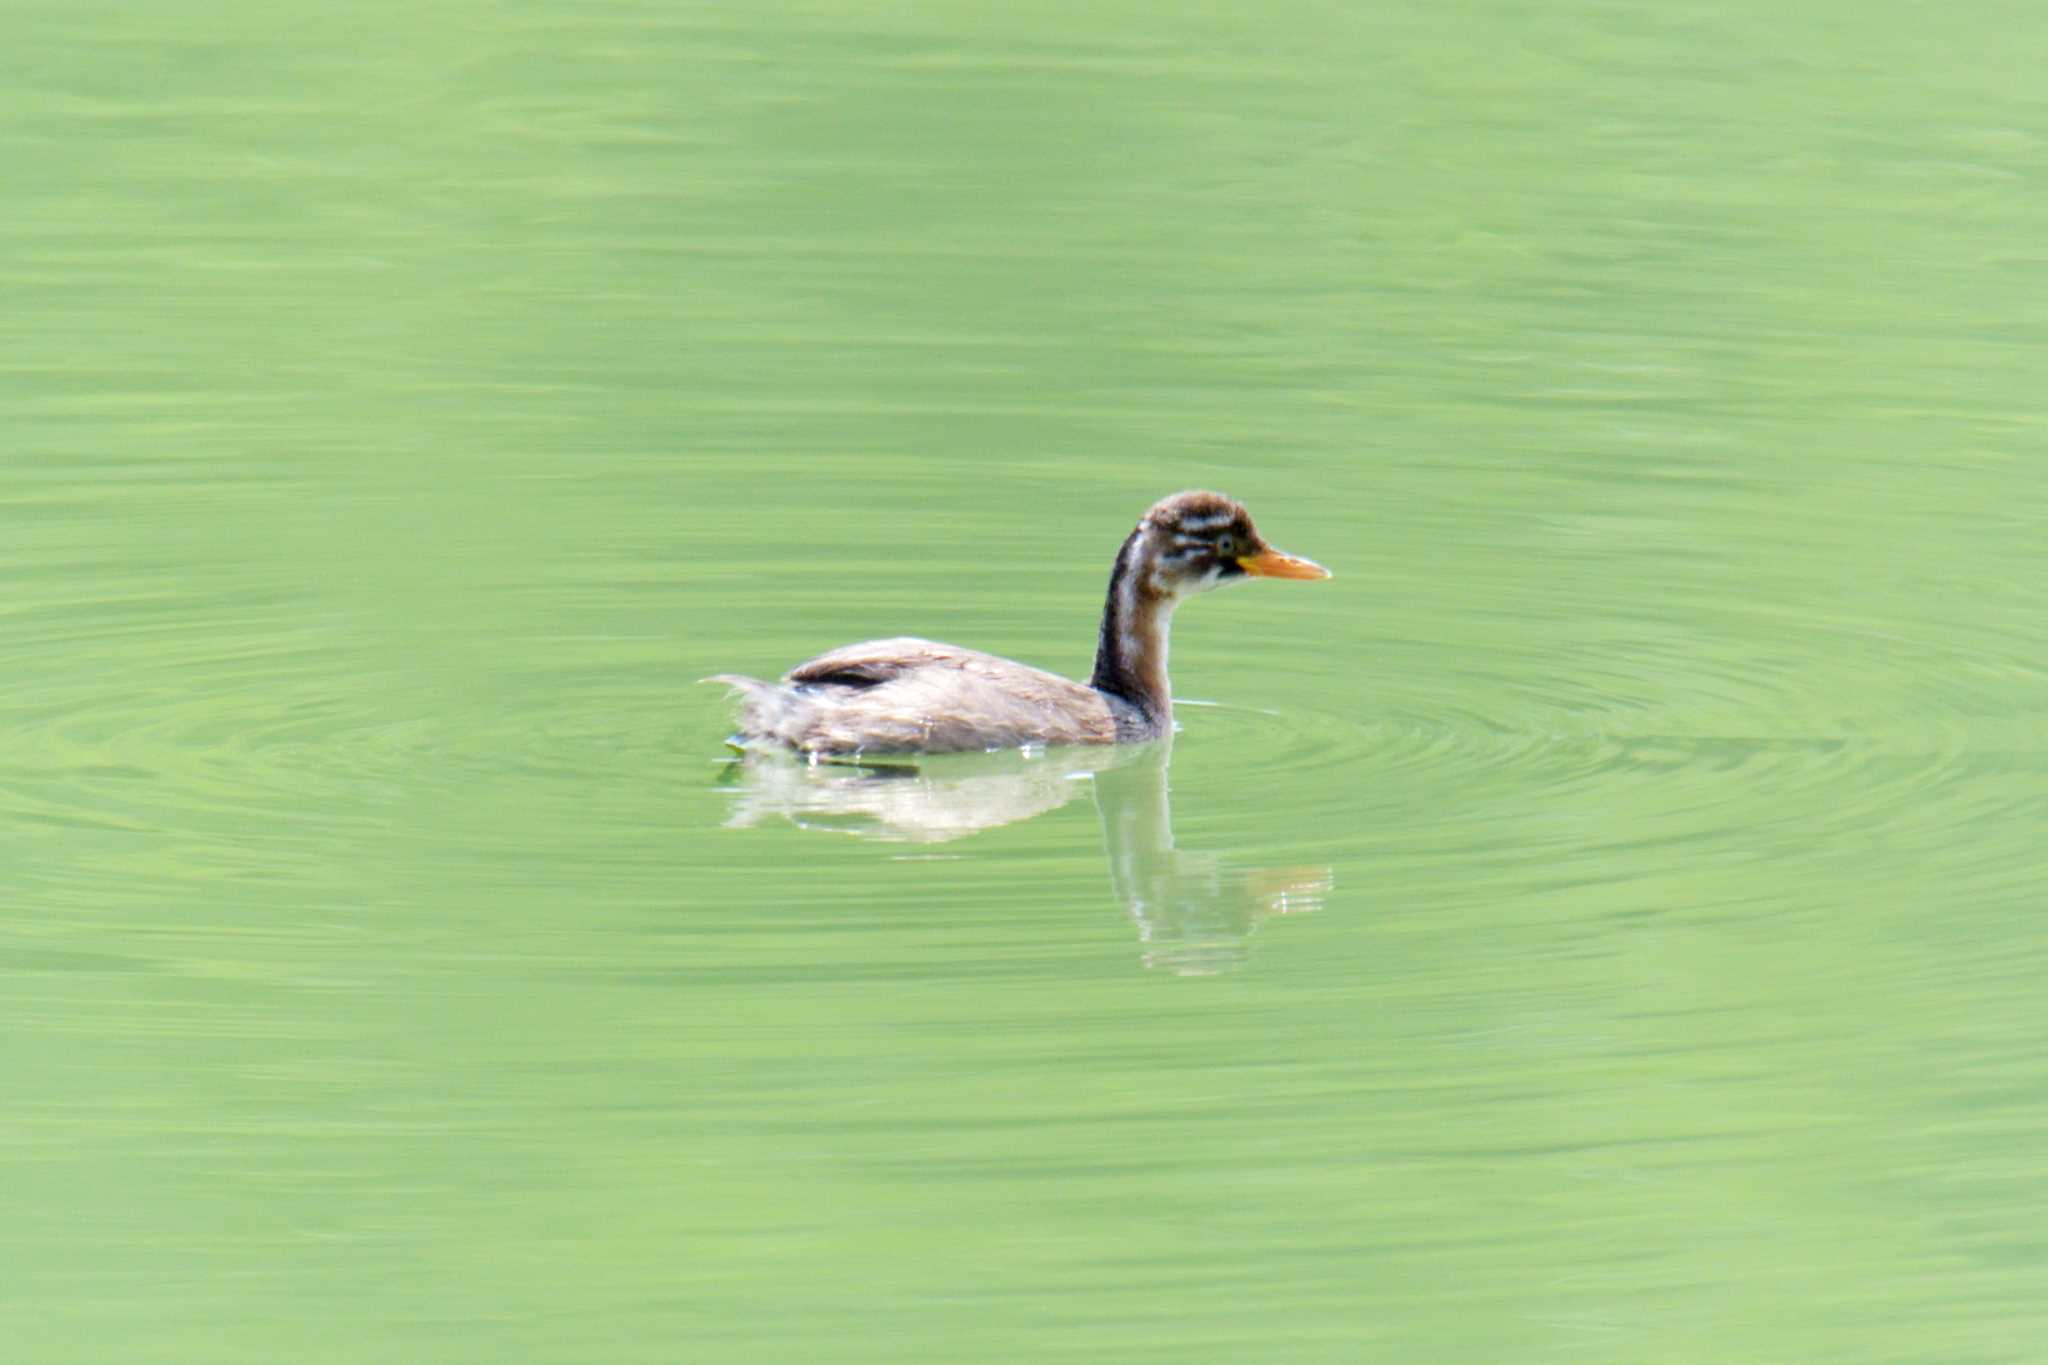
709;490;1330;756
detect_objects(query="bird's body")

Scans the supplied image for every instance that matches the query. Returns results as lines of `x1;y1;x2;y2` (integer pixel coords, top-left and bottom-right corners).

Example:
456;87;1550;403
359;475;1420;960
710;491;1328;757
713;636;1134;754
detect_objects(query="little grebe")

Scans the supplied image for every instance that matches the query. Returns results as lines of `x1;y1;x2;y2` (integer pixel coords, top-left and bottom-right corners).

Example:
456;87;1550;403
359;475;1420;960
710;490;1329;756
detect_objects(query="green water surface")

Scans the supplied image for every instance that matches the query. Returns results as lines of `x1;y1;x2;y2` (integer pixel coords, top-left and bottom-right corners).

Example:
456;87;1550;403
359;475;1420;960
6;1;2046;1361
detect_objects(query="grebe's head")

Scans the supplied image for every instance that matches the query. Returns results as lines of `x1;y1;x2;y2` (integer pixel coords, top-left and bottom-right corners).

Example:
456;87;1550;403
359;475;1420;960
1133;490;1331;598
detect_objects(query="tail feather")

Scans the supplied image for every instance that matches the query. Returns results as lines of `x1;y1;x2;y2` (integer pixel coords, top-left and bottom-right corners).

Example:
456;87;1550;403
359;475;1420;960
701;674;813;750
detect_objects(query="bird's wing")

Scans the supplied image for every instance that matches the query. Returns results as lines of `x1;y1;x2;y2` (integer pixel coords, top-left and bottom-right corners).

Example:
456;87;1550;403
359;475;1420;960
783;638;979;689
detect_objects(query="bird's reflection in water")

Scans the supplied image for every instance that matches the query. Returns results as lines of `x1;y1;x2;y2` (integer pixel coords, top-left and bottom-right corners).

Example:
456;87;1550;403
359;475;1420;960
1090;743;1332;975
716;741;1329;974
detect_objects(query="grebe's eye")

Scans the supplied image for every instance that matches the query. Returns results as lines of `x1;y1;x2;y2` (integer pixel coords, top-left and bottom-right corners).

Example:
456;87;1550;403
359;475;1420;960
1214;533;1237;556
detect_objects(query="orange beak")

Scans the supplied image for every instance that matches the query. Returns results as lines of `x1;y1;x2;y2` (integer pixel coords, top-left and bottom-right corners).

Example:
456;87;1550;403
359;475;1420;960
1237;547;1332;580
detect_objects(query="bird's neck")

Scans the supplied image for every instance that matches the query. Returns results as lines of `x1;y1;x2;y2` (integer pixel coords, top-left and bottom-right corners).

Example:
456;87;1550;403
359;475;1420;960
1089;528;1177;732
